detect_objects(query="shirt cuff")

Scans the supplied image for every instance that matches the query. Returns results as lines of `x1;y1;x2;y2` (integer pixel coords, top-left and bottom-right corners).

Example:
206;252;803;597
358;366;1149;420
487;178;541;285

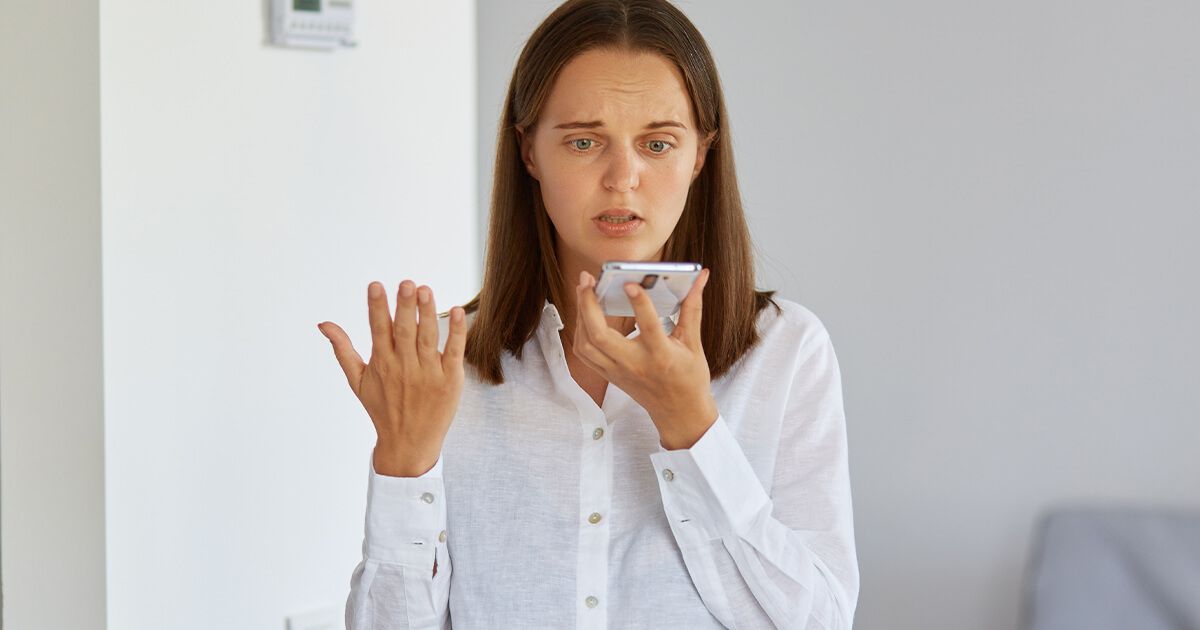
364;450;447;568
649;414;771;543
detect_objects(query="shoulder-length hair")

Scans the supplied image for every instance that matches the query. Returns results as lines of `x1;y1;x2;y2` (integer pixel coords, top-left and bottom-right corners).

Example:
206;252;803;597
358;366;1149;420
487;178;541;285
460;0;779;385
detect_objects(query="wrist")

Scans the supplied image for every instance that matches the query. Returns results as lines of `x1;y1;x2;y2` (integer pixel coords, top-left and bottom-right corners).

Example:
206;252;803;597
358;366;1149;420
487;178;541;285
373;439;441;477
655;397;718;450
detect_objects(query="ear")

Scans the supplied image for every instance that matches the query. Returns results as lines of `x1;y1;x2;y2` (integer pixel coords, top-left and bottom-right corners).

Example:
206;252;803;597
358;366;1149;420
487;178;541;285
516;124;540;181
691;130;716;180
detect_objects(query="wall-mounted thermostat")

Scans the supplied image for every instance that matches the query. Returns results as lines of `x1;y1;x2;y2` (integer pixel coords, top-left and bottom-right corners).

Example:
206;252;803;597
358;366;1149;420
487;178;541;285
271;0;356;50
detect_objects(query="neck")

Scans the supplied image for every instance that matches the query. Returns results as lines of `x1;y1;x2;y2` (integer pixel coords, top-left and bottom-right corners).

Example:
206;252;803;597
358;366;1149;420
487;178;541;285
555;260;635;345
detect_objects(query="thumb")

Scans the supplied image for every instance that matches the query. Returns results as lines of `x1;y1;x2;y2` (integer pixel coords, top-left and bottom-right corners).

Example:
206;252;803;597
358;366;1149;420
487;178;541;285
319;321;366;395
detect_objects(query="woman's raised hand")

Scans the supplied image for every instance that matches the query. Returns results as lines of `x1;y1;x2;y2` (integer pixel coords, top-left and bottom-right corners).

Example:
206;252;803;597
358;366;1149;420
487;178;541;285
318;281;467;477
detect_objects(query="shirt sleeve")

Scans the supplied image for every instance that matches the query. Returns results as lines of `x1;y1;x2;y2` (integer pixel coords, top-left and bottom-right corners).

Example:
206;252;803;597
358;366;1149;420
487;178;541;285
345;449;453;630
648;330;859;629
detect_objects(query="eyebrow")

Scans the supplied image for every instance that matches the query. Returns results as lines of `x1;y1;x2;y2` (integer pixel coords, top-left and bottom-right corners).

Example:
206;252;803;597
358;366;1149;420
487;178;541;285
552;120;688;131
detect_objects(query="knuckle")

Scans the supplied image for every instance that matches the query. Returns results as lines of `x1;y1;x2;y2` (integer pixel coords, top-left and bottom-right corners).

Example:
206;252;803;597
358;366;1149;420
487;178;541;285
441;367;464;387
652;355;672;372
373;358;391;377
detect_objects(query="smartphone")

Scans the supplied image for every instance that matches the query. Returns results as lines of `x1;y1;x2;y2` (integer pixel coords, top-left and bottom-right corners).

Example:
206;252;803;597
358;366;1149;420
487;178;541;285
593;261;702;323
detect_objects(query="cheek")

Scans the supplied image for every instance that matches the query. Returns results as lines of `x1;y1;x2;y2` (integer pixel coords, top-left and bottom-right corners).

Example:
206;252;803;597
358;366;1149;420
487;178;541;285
537;169;594;241
539;166;591;218
652;158;697;211
669;152;698;184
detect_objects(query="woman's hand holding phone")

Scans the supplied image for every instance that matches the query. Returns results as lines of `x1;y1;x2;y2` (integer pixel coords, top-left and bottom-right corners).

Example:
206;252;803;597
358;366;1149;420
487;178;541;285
573;268;719;450
318;281;467;477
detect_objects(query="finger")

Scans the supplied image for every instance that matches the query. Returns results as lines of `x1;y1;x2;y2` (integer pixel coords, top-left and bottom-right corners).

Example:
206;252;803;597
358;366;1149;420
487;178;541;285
441;306;467;376
576;271;623;358
415;285;440;369
318;321;366;394
392;280;418;371
623;282;669;351
367;281;394;358
572;325;618;377
672;268;710;347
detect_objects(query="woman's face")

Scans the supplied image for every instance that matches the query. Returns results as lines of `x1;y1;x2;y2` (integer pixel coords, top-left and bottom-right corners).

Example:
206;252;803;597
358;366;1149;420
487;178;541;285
519;48;711;273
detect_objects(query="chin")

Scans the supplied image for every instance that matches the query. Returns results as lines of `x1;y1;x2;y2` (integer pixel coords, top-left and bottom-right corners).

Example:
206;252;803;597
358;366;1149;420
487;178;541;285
593;245;659;263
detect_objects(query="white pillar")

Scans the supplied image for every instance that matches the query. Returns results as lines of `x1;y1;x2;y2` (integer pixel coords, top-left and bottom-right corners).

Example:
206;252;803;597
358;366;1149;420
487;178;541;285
0;1;108;628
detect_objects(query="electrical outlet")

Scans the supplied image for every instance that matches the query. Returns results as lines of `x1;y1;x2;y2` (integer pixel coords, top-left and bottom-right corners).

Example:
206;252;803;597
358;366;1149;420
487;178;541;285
285;605;342;630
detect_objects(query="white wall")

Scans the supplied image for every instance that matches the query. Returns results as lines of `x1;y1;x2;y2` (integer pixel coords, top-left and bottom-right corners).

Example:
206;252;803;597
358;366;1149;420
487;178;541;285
476;2;1200;629
0;2;108;628
98;1;475;628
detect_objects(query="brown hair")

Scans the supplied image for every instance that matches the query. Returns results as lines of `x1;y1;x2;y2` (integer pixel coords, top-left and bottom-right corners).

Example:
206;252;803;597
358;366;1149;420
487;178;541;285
460;0;780;385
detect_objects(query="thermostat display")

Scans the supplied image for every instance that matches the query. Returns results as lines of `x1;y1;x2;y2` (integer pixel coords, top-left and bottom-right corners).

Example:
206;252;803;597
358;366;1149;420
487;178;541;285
271;0;356;49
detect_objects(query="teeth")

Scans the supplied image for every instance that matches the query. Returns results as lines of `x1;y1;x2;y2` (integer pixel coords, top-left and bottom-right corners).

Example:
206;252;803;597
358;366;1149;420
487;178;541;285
599;215;636;223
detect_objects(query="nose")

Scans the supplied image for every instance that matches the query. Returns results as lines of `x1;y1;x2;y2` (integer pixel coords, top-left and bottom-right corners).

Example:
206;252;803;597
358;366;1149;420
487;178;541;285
602;145;640;193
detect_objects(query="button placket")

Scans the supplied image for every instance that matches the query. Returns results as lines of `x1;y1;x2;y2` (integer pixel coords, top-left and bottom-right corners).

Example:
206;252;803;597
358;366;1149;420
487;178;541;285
539;300;612;626
576;407;612;628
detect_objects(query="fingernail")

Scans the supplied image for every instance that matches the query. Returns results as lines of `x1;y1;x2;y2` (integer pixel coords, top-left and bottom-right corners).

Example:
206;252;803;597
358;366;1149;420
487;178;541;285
418;287;430;304
400;282;414;298
369;283;382;298
625;284;638;297
579;270;587;286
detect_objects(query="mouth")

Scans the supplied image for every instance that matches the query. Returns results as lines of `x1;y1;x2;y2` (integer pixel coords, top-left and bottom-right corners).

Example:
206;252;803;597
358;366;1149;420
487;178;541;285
595;215;640;224
592;210;645;237
593;208;642;224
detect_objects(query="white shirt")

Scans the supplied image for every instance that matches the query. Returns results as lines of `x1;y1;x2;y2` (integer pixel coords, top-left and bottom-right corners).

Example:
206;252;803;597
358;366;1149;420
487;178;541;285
345;297;859;629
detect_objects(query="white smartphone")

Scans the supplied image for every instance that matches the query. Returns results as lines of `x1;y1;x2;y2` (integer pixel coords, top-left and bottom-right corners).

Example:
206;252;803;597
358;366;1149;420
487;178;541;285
593;261;702;324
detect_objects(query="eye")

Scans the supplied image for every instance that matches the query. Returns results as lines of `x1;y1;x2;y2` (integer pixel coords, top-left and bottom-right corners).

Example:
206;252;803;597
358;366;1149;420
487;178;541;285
646;140;674;154
570;138;596;152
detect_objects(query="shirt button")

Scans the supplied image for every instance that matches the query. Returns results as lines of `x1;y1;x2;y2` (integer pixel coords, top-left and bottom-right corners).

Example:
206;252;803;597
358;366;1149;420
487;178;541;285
584;595;599;608
592;427;604;440
438;530;447;542
662;468;675;482
420;492;435;504
587;512;602;524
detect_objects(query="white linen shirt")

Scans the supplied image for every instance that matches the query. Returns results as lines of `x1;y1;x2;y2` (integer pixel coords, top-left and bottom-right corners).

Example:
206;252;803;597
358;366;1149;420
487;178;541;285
345;297;858;629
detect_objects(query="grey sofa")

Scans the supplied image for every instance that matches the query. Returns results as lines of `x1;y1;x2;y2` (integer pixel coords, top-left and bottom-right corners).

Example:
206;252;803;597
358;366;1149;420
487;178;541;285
1021;506;1200;630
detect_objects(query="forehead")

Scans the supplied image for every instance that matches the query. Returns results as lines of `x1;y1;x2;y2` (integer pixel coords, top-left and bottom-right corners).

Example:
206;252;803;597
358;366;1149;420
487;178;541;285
541;48;695;128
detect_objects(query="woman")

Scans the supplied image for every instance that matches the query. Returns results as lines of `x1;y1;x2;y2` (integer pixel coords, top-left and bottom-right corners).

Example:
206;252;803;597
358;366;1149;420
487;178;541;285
318;0;859;627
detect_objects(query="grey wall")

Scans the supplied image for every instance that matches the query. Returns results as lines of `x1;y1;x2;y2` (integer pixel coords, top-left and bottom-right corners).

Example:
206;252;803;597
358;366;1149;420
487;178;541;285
476;2;1200;629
